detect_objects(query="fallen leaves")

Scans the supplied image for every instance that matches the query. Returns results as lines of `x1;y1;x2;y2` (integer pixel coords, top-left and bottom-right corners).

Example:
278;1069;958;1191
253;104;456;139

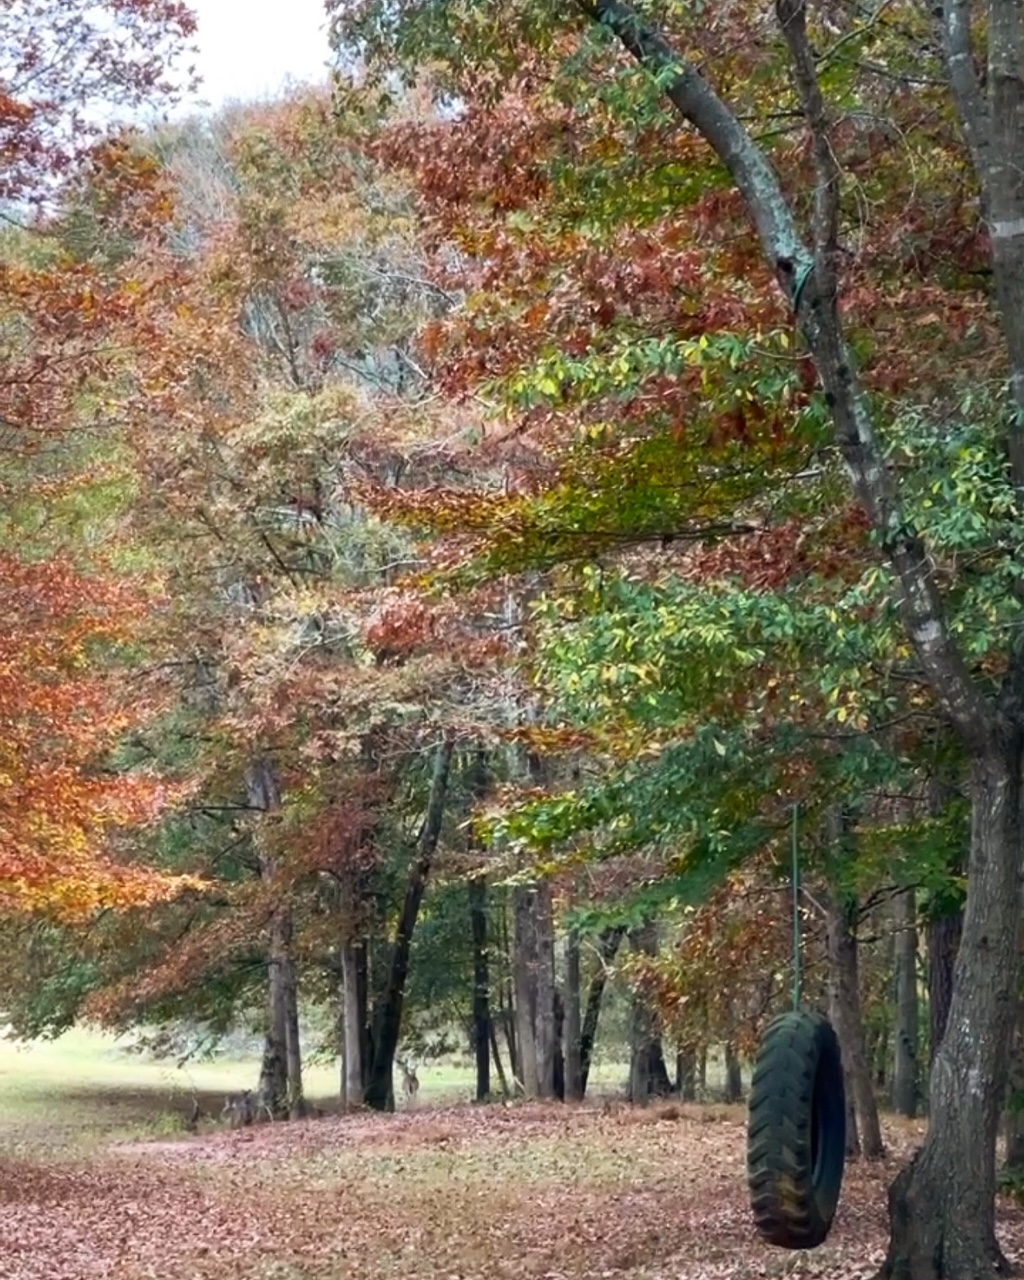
5;1102;1024;1280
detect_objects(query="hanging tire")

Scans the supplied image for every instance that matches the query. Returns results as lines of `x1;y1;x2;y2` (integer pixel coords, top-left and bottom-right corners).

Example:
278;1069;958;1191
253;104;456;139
747;1009;846;1250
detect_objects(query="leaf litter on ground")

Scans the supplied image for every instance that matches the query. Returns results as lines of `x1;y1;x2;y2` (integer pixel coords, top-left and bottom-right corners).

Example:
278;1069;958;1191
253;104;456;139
4;1102;1024;1280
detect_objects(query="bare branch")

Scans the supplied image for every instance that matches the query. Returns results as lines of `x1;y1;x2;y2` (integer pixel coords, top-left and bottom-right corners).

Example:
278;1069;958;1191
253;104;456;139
775;0;841;304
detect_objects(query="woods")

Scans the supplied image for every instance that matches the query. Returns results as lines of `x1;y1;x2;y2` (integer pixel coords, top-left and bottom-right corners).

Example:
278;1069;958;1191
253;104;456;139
4;0;1024;1277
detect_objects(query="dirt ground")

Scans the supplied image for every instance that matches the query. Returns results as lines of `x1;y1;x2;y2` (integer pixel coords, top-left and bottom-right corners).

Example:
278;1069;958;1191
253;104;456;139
5;1100;1024;1280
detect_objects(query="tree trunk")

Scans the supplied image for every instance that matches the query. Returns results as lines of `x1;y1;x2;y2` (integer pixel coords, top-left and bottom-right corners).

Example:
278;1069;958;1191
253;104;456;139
511;881;558;1098
580;925;625;1093
564;928;584;1101
723;1042;743;1103
1003;1012;1024;1173
892;887;919;1119
499;897;519;1087
824;876;885;1159
365;735;454;1111
676;1047;697;1101
339;930;364;1108
246;756;300;1119
844;1069;862;1158
879;749;1023;1280
628;920;664;1105
553;987;565;1101
259;1023;287;1117
488;1022;510;1098
535;884;558;1098
469;876;491;1102
928;904;964;1069
274;905;305;1118
926;778;964;1070
827;933;862;1157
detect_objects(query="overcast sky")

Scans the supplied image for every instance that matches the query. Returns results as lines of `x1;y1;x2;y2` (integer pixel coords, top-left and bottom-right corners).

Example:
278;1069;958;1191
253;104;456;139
183;0;334;109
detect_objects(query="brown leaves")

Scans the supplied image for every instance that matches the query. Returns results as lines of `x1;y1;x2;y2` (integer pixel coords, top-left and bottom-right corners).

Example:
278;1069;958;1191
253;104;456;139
8;1102;1020;1280
0;0;197;204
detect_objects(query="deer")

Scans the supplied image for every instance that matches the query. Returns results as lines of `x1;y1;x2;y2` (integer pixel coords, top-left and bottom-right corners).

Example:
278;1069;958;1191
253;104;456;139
221;1084;277;1128
397;1057;420;1105
221;1090;254;1128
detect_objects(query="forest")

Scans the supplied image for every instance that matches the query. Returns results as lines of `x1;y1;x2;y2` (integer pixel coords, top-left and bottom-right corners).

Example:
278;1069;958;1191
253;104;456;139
3;1;1024;1278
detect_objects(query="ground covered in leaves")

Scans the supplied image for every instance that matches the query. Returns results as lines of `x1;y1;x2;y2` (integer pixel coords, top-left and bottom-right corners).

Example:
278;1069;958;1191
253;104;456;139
5;1100;1024;1280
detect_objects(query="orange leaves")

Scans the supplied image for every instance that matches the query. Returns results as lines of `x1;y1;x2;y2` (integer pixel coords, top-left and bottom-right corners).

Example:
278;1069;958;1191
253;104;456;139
0;553;200;919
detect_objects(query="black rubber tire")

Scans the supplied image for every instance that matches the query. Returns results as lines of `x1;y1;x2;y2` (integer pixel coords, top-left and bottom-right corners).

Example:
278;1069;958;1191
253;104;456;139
747;1009;846;1250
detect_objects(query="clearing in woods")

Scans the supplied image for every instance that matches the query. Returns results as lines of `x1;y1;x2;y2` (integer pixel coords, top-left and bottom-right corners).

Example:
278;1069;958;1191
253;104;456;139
3;1032;1024;1280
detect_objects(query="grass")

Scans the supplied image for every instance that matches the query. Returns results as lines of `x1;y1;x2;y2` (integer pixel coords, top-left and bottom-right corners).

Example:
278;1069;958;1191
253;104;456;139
0;1027;629;1149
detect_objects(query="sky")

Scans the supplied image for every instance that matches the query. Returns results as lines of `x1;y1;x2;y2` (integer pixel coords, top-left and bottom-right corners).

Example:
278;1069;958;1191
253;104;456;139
183;0;334;110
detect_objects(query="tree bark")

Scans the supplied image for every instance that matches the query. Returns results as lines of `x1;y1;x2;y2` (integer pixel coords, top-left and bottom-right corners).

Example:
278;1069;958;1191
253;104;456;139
259;1023;287;1118
498;897;519;1087
339;874;365;1110
1003;1011;1024;1172
580;925;625;1093
365;735;454;1111
878;749;1023;1280
489;1022;510;1098
628;920;667;1104
469;876;491;1102
246;756;303;1118
275;906;305;1118
928;902;964;1069
844;1068;862;1159
824;876;885;1159
892;888;919;1119
827;939;862;1157
564;928;585;1101
512;880;558;1098
723;1042;743;1103
676;1047;697;1101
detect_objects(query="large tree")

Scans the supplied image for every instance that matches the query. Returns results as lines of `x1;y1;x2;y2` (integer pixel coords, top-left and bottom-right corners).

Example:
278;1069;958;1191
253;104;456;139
329;0;1024;1275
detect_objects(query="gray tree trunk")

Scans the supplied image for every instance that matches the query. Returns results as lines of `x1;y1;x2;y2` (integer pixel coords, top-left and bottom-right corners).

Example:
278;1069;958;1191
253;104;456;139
880;750;1023;1277
892;888;919;1119
824;879;885;1159
246;756;303;1118
339;875;364;1110
274;905;305;1118
676;1048;697;1102
512;881;557;1098
580;925;625;1093
564;928;584;1101
827;951;862;1157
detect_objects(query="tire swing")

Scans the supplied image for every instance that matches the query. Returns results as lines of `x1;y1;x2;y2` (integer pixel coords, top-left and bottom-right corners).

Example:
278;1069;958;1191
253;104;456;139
746;807;847;1250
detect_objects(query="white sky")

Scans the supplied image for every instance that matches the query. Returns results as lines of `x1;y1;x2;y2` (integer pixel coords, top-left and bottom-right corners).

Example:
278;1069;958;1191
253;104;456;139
183;0;334;109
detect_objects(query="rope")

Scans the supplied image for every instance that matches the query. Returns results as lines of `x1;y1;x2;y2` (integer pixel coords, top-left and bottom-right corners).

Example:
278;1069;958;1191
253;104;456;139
791;803;802;1011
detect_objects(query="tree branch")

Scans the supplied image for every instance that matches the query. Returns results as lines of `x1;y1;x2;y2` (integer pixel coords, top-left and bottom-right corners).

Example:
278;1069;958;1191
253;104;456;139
937;0;990;181
576;0;995;752
775;0;840;305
